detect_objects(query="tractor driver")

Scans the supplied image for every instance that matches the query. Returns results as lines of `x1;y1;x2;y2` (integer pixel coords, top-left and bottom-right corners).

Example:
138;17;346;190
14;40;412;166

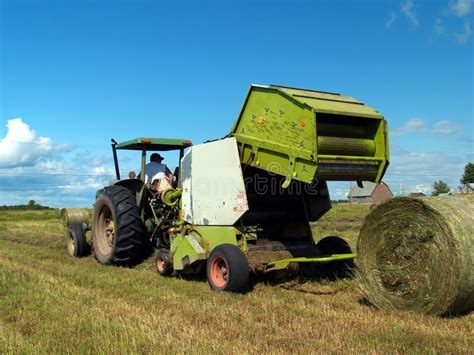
143;153;173;187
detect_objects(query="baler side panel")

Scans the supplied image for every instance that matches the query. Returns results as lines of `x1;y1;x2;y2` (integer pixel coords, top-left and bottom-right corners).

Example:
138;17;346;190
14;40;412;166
180;137;249;226
233;86;317;185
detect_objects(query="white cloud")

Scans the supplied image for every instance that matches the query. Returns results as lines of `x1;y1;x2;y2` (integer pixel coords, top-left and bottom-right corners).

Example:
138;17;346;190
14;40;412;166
329;142;466;199
386;11;397;28
449;0;472;17
433;1;472;44
384;149;465;194
434;18;446;36
58;180;104;191
393;118;427;136
0;118;67;168
432;120;462;135
393;118;464;137
412;183;432;194
453;20;472;44
385;0;419;28
386;0;472;45
401;0;419;26
0;119;114;207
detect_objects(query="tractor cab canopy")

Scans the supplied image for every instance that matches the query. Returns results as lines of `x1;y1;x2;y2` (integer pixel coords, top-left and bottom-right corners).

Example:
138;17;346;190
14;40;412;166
111;137;192;181
115;137;192;151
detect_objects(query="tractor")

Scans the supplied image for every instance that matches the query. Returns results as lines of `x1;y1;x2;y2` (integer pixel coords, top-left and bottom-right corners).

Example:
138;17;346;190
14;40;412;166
63;84;389;292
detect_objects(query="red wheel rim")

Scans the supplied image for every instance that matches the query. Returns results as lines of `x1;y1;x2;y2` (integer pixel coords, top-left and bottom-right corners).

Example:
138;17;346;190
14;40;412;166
157;258;165;272
210;256;228;288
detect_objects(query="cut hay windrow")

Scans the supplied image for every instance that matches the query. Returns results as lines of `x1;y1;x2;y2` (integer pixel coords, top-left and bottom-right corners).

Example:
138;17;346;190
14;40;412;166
357;196;473;316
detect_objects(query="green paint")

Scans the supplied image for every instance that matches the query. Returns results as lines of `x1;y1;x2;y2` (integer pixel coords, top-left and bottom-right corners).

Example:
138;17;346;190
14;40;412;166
170;233;206;270
266;253;357;272
192;226;239;252
169;226;239;270
230;84;389;184
161;188;182;206
116;137;192;151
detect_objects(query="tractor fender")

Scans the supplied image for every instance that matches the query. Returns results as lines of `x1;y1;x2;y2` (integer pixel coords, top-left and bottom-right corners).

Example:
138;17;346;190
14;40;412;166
113;179;144;195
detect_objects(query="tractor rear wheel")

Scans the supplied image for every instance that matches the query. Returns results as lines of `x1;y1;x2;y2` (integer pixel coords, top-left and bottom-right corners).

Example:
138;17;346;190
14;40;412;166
206;244;249;293
66;223;89;257
92;185;146;266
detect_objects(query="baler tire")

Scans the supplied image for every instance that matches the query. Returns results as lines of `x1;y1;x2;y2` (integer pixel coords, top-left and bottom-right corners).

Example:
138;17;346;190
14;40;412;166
66;223;89;257
317;236;352;255
316;236;354;278
92;185;146;266
156;250;173;276
206;244;249;293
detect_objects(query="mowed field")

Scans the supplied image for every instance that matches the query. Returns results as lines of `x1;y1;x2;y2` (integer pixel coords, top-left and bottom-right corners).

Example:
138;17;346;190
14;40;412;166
0;204;472;353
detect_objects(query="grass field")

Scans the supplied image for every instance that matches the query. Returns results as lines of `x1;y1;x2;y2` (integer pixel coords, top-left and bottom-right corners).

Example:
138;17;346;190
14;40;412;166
0;204;472;353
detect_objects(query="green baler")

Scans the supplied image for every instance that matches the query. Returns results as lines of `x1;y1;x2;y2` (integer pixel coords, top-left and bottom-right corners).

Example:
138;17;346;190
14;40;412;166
232;84;388;185
63;84;389;293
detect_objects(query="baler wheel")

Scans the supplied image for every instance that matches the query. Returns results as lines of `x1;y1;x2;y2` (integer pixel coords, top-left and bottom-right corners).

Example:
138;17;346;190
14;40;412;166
92;185;146;266
317;236;352;255
316;236;354;278
66;223;89;257
156;250;173;276
206;244;249;293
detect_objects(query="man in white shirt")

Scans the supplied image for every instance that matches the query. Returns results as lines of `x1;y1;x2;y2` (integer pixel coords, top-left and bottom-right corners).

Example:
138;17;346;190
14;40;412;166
144;153;173;185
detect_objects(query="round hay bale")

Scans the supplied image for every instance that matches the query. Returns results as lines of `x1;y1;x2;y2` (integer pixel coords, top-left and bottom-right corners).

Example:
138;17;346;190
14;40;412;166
60;208;91;229
357;196;473;316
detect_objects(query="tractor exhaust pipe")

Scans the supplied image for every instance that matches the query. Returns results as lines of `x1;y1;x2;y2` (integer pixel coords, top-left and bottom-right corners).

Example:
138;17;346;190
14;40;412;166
111;138;121;180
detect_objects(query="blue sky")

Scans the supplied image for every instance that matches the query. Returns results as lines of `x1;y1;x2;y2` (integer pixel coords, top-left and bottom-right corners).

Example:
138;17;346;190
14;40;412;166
0;0;472;207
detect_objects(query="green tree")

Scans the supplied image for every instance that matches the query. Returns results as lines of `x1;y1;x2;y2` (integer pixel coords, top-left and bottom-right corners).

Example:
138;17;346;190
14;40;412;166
460;162;474;185
432;180;450;196
28;200;36;206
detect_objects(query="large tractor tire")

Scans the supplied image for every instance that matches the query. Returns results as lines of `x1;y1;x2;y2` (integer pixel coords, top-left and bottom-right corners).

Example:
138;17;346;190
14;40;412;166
66;223;90;257
92;185;146;266
206;244;249;293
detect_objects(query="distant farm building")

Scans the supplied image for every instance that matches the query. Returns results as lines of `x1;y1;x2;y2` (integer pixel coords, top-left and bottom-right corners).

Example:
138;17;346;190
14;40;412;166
349;181;393;204
461;183;474;193
409;192;426;197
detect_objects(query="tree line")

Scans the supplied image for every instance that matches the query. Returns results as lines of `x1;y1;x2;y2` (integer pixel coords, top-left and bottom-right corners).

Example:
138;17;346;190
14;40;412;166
432;162;474;196
0;200;53;211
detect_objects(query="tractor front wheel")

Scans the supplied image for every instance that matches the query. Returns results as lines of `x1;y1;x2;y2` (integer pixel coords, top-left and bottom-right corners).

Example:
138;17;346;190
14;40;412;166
206;244;249;293
92;185;146;266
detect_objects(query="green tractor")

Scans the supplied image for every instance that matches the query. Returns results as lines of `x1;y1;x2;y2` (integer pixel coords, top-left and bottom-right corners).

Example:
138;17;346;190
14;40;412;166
63;84;389;292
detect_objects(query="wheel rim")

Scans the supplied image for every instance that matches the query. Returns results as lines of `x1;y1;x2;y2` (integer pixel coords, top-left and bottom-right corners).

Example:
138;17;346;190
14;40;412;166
157;257;165;272
95;204;114;256
67;233;75;255
210;256;228;288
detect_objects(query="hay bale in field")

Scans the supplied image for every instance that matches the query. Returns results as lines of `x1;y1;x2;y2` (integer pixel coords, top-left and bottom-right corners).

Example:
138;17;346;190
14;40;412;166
60;208;91;229
357;196;473;316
